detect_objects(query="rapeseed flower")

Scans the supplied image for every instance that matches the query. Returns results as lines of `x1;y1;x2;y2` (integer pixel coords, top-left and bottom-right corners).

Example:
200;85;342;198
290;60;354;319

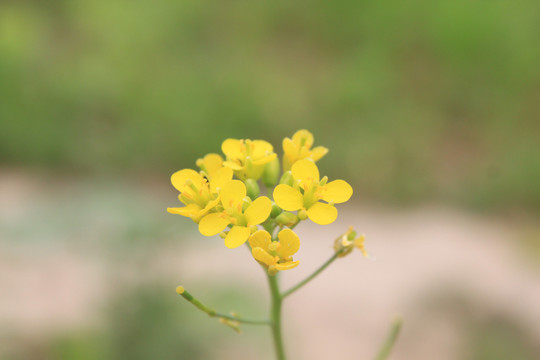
334;226;368;258
222;139;277;180
273;159;352;225
282;129;328;171
199;180;272;248
249;229;300;275
196;153;224;179
167;166;233;223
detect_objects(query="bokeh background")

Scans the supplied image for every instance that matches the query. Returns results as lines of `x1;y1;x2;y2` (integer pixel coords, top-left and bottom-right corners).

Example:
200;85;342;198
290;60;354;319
1;1;539;359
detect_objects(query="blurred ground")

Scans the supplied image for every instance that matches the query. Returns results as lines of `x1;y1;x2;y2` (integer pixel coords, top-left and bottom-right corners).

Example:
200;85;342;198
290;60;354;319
1;169;539;360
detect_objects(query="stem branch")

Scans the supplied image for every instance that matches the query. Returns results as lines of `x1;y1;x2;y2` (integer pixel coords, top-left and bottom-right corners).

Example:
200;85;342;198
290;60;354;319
282;252;339;298
375;317;402;360
176;286;270;325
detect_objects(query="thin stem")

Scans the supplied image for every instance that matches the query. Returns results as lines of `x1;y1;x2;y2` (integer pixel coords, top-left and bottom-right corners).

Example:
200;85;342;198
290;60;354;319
176;286;270;325
267;273;286;360
214;312;270;325
375;317;402;360
282;252;339;298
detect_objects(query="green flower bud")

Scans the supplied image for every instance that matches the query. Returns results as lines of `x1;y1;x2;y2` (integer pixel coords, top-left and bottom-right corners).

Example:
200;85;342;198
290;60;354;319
270;202;282;218
245;179;260;200
298;209;308;220
242;196;252;212
276;212;298;227
279;171;294;186
262;157;280;188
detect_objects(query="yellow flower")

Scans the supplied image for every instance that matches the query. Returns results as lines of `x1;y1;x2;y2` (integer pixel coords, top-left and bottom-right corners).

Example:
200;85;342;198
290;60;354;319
167;166;233;223
249;229;300;275
334;226;367;258
198;180;272;248
196;153;224;180
282;129;328;171
273;159;352;225
222;138;277;180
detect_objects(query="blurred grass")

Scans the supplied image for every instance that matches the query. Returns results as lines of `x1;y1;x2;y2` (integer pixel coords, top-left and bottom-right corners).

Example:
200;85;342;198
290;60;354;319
1;0;539;210
2;283;269;360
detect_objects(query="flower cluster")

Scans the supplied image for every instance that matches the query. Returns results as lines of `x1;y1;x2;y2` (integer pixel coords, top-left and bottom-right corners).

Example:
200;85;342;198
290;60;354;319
168;130;353;275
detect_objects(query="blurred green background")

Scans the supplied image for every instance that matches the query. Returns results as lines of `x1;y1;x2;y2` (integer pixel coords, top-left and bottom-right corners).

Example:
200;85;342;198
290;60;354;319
1;1;540;360
2;0;539;210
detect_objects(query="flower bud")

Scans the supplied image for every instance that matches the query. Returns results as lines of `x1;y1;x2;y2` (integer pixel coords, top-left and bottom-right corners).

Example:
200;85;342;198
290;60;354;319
319;176;328;186
298;209;308;220
279;171;294;186
245;179;260;200
276;212;298;227
262;157;280;188
242;196;252;212
270;202;282;218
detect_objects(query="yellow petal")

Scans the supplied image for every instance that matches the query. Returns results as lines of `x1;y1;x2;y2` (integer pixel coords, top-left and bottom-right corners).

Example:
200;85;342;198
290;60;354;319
275;261;300;271
277;229;300;258
291;129;314;148
252;247;276;267
307;202;338;225
200;196;221;215
223;160;244;171
251;152;277;166
171;169;203;192
198;213;229;236
221;180;246;209
248;230;271;251
291;159;319;184
201;153;223;175
222;139;244;159
167;203;201;217
224;226;251;248
310;146;328;161
250;140;274;160
282;137;297;158
321;180;353;203
273;184;304;211
244;196;272;225
210;167;233;193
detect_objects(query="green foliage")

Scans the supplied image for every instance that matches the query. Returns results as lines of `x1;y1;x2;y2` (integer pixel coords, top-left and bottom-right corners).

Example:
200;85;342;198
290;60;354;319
466;316;540;360
1;0;539;209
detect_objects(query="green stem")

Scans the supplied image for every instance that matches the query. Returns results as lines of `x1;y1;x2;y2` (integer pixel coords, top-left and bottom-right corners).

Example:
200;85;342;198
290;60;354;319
267;273;286;360
176;286;270;325
375;317;402;360
282;252;339;298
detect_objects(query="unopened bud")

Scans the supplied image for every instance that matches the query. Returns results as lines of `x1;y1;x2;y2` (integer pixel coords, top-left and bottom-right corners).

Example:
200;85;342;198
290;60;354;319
219;231;227;239
276;212;298;227
242;196;252;211
270;202;282;218
245;179;260;200
262;158;280;188
298;209;308;220
279;171;294;186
